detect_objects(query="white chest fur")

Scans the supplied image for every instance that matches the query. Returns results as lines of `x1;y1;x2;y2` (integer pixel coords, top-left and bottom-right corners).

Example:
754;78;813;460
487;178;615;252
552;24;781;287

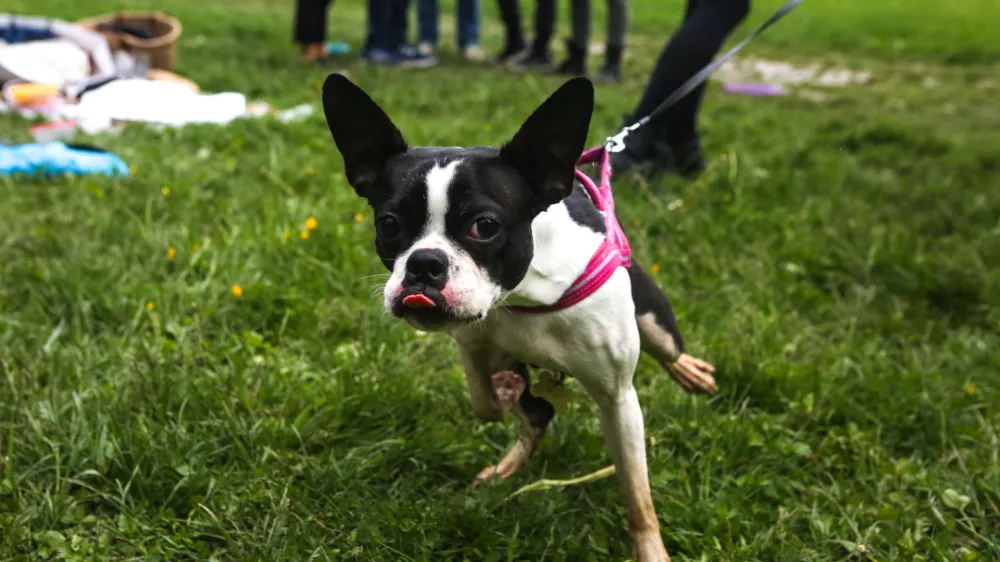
502;200;606;308
456;266;639;401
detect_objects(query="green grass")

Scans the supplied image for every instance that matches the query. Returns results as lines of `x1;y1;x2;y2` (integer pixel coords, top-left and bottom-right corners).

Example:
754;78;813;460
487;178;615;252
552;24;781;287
2;0;1000;560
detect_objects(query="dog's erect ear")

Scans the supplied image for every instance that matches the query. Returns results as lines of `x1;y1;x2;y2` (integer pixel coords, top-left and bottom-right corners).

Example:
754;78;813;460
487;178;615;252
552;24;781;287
322;73;407;198
500;77;594;210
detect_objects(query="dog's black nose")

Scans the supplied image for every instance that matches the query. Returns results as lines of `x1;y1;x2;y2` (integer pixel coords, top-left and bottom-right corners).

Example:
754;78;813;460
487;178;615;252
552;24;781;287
404;249;449;289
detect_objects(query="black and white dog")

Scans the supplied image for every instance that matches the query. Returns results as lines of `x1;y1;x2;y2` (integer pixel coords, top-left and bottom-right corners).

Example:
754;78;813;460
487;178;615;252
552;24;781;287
322;73;716;561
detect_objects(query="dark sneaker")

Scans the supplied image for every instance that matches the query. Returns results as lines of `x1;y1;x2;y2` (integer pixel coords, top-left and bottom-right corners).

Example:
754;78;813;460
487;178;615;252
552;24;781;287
610;142;665;177
493;42;528;66
593;44;623;83
398;45;438;68
592;64;621;84
513;50;552;72
554;57;585;75
668;138;708;179
553;40;586;76
612;140;706;181
365;48;402;66
609;117;707;181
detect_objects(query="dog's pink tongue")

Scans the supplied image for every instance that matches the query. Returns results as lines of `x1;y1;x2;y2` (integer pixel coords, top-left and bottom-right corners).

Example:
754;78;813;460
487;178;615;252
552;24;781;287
402;294;436;309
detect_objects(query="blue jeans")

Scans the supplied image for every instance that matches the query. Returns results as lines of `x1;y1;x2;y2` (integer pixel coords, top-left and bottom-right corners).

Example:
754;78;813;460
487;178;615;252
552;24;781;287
416;0;480;48
365;0;411;53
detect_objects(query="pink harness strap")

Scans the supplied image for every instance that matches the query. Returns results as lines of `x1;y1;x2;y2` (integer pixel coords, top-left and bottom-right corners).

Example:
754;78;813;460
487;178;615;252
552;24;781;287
507;146;632;314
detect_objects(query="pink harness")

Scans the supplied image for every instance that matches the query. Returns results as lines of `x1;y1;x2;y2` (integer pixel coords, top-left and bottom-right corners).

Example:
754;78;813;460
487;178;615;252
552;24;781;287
507;146;632;314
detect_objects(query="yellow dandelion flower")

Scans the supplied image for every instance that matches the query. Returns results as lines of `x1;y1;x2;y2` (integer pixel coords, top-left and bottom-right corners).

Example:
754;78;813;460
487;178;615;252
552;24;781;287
652;264;661;273
167;247;176;260
283;229;290;239
232;284;243;297
145;301;155;311
161;186;171;196
192;243;201;252
129;165;136;175
964;383;977;396
634;218;642;226
354;213;364;222
305;168;315;176
300;230;310;239
306;217;318;230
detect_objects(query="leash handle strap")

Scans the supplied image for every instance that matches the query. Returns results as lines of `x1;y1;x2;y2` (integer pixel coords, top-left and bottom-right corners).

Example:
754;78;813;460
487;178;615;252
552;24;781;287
605;0;804;152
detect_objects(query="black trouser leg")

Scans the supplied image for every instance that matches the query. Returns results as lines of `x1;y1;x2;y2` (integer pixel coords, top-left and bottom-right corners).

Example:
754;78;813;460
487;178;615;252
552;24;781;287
294;0;334;44
632;0;750;144
497;0;526;51
530;0;556;57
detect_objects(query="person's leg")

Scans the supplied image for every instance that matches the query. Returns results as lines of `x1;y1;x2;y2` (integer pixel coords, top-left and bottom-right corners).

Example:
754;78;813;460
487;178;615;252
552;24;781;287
417;0;440;50
366;0;408;63
635;0;748;142
532;0;556;58
571;0;592;49
457;0;480;49
615;0;750;178
388;0;409;52
556;0;590;75
494;0;527;63
593;0;627;81
365;0;388;56
394;0;439;66
516;0;556;68
294;0;333;62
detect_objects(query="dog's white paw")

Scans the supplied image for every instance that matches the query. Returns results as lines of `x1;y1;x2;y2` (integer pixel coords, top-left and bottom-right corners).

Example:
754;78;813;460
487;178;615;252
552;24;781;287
472;442;527;486
472;464;513;486
667;353;718;394
471;428;544;487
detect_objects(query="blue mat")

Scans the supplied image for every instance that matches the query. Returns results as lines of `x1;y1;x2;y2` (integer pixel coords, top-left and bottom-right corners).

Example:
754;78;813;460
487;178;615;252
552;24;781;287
0;142;130;177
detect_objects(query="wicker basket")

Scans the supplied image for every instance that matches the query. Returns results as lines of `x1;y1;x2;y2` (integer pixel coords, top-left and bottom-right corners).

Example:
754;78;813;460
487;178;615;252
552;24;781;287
76;11;182;72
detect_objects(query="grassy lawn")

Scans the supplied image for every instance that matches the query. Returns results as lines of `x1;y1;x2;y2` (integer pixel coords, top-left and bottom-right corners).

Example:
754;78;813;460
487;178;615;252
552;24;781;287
2;0;999;560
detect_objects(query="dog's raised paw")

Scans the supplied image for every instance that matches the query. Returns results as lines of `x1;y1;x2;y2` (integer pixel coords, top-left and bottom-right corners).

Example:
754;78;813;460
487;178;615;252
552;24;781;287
667;353;718;394
490;370;526;414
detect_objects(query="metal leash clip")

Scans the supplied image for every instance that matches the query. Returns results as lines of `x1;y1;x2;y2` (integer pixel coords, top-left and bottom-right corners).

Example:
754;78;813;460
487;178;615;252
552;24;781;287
604;129;630;153
604;121;644;153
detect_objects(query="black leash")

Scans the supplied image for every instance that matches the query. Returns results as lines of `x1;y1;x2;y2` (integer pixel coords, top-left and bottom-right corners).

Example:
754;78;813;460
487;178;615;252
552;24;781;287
604;0;805;153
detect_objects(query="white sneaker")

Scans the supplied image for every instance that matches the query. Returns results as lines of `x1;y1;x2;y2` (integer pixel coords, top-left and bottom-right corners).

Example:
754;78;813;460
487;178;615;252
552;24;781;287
461;45;486;62
417;42;436;56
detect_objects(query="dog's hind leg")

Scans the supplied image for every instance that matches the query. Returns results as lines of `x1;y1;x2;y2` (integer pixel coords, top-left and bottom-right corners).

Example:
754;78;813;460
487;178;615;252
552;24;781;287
628;262;717;394
474;364;555;485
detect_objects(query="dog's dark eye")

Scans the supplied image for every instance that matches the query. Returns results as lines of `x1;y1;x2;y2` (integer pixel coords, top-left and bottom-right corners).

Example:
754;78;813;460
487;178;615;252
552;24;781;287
377;215;401;239
469;217;502;241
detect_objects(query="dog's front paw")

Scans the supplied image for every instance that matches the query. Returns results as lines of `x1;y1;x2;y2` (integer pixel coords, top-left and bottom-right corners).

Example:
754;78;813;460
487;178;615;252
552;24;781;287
471;427;544;487
491;370;526;415
667;353;717;394
471;441;530;486
472;464;512;486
